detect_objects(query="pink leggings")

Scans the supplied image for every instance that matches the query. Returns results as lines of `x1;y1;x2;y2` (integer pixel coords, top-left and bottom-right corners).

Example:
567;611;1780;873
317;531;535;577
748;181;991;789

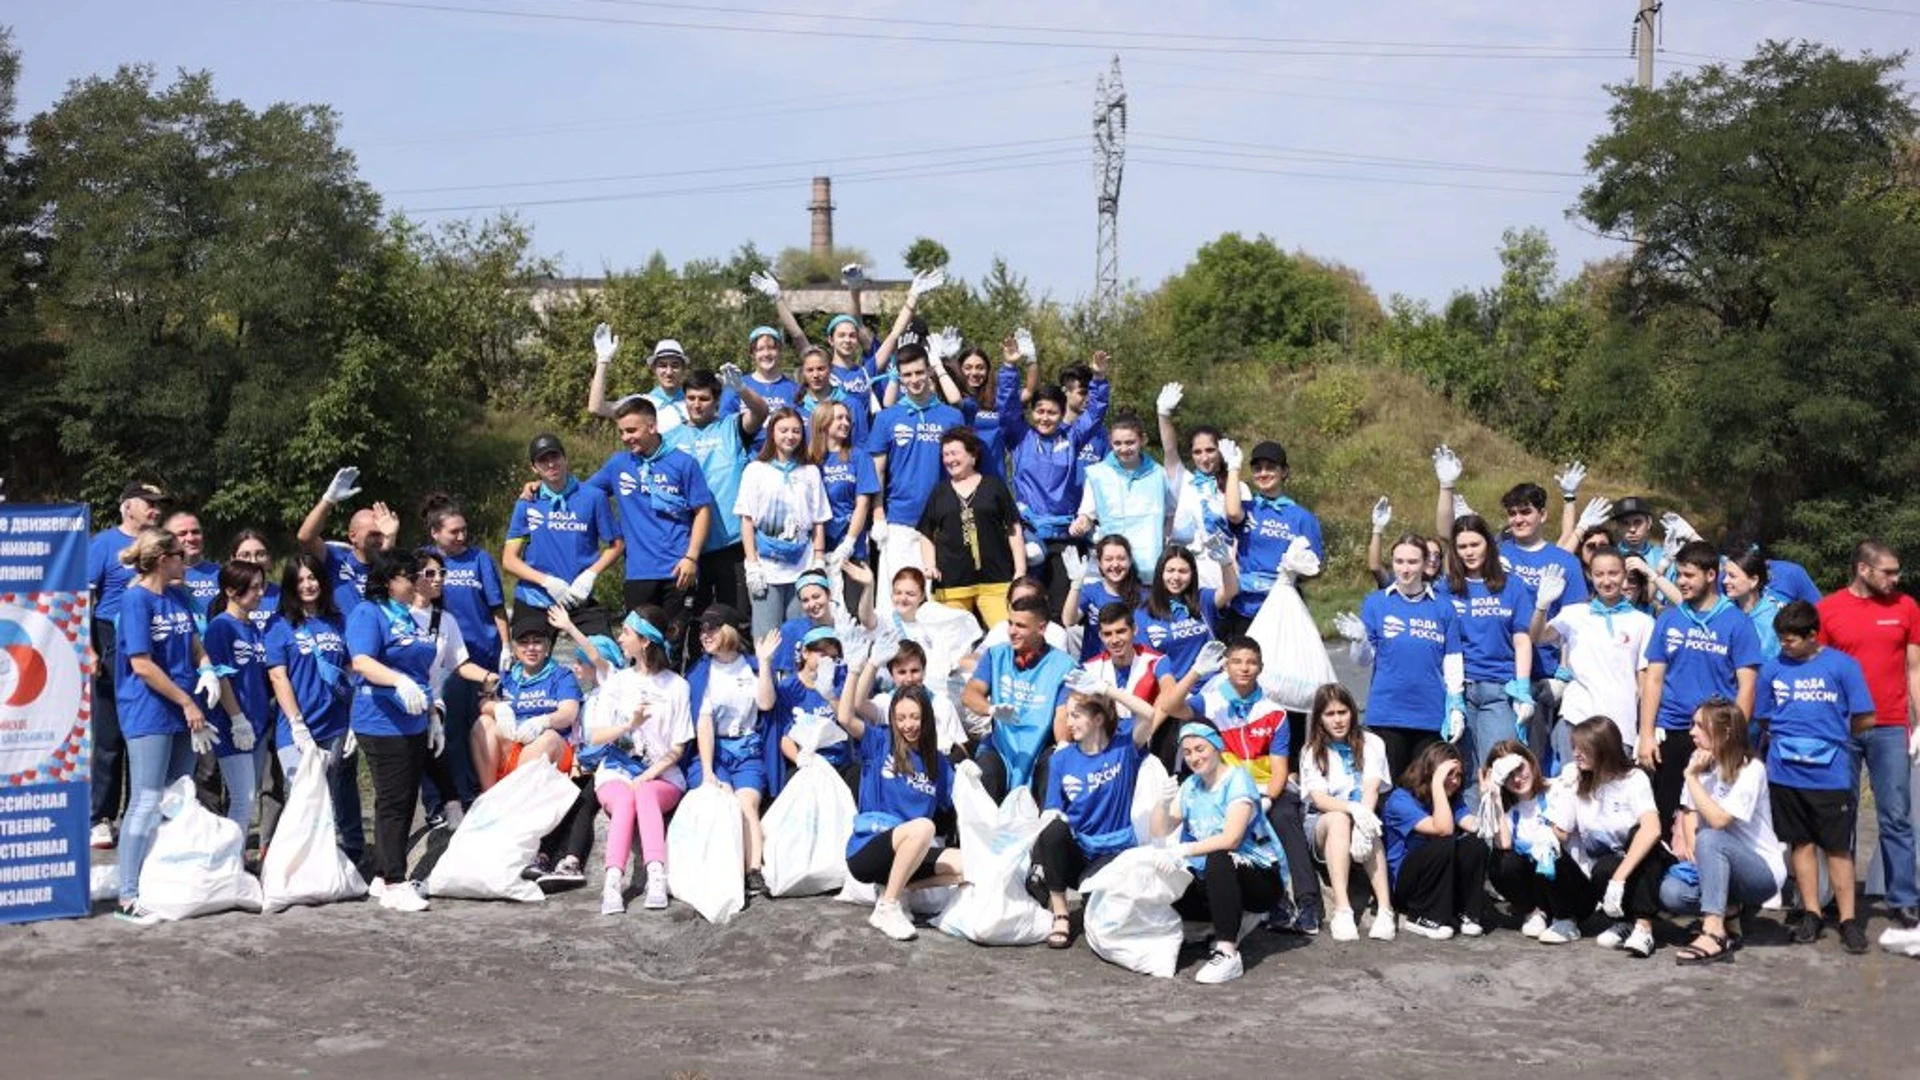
598;777;682;871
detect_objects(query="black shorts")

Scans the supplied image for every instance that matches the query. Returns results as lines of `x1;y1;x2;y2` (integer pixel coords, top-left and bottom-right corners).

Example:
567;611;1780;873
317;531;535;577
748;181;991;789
1770;784;1855;853
845;828;942;886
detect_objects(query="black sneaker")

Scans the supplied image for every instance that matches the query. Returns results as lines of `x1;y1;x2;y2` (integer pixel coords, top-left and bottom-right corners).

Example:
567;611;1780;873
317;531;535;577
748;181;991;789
522;853;554;882
745;868;769;898
1841;918;1870;955
1897;906;1920;930
1790;910;1822;945
538;855;587;891
424;809;447;831
1024;865;1050;910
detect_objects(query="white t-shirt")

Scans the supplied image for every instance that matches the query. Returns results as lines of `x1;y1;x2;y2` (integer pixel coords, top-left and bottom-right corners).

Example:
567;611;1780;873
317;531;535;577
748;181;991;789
734;460;832;583
1547;769;1655;876
595;666;693;789
1682;759;1786;888
1300;731;1391;805
1549;603;1655;746
410;604;470;700
870;688;965;754
698;654;761;739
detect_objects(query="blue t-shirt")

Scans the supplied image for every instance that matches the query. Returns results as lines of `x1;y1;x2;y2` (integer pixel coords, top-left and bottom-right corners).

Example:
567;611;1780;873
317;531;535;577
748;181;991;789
770;674;850;768
183;561;222;626
799;389;872;452
1135;589;1219;681
1178;766;1282;873
663;415;746;551
346;600;440;737
819;449;881;559
740;373;800;452
203;611;271;756
1362;586;1464;733
1501;539;1588;676
115;584;198;738
251;584;282;636
1438;576;1535;684
957;395;1008;480
1230;496;1325;618
265;613;352;745
1382;787;1471;882
773;614;833;679
973;643;1074;790
850;721;953;858
86;527;137;625
1645;599;1764;730
1766;559;1822;607
587;442;718;578
1757;647;1873;790
1044;719;1144;859
323;541;372;613
831;355;881;421
434;545;506;670
506;478;618;610
867;395;966;527
1076;580;1129;661
499;660;583;730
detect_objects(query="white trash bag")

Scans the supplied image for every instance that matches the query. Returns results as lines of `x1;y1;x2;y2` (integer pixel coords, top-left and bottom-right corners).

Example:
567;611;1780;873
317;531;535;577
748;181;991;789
1081;847;1192;978
137;776;263;920
426;761;578;903
762;727;857;897
262;752;367;911
1130;756;1178;846
1246;539;1336;711
934;765;1050;946
665;783;746;924
834;876;958;917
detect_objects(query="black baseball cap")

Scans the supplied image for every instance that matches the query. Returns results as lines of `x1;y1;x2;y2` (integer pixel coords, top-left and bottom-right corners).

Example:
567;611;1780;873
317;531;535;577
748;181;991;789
1248;441;1288;468
698;603;744;631
510;604;558;642
120;481;169;504
528;433;566;462
1612;496;1654;521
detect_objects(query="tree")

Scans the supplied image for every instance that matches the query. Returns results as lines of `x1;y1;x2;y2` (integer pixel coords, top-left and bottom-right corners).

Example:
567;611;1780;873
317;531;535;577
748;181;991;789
902;236;950;274
1160;232;1376;365
773;244;870;286
0;28;61;499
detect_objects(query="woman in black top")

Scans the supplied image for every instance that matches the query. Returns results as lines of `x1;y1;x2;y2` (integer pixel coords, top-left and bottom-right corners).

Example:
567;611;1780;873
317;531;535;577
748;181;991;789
917;426;1026;629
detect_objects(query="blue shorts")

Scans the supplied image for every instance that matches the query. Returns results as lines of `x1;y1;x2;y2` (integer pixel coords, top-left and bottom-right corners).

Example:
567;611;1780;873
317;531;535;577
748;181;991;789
685;733;766;794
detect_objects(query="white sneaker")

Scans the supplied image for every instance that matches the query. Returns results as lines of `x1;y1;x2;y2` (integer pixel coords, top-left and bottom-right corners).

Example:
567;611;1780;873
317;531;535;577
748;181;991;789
1622;924;1655;958
1520;911;1548;938
1194;947;1244;984
1537;919;1581;945
1459;916;1485;938
1399;915;1455;940
1880;925;1920;957
1596;920;1632;949
869;899;918;941
1329;908;1359;942
379;879;429;913
643;862;669;910
600;870;625;916
366;877;389;899
1368;909;1397;940
90;822;116;849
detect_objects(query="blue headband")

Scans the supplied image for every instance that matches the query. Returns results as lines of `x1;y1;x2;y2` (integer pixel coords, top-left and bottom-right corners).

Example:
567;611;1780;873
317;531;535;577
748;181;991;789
623;612;667;649
825;314;858;336
800;625;840;648
1178;722;1225;752
748;325;783;346
586;634;627;671
795;571;832;595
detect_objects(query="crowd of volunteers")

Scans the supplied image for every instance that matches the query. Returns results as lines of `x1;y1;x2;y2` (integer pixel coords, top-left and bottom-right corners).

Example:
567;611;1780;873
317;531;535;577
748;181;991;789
84;266;1920;979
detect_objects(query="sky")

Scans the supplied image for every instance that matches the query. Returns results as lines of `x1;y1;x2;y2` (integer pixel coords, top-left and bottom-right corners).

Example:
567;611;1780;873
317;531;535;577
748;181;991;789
8;0;1915;307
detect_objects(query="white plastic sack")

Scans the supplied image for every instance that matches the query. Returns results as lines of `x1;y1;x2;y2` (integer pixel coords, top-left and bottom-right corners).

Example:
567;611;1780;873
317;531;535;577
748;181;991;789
934;765;1051;946
426;761;578;903
762;751;856;897
1081;847;1192;978
834;876;957;916
137;777;263;920
665;783;746;924
261;752;367;911
1130;756;1178;847
913;602;986;685
1246;571;1337;712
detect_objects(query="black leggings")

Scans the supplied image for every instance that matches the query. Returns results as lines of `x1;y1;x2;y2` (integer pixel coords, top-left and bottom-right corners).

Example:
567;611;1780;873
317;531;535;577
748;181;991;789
976;742;1056;805
1266;788;1321;912
1488;847;1562;918
1032;818;1118;894
359;732;429;884
1374;727;1440;789
1391;833;1490;925
1650;728;1699;834
1548;824;1673;922
1173;851;1285;944
846;826;942;886
539;776;599;863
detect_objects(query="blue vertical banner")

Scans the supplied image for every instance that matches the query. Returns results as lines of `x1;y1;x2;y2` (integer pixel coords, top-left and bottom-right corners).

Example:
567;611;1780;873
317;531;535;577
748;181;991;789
0;504;93;923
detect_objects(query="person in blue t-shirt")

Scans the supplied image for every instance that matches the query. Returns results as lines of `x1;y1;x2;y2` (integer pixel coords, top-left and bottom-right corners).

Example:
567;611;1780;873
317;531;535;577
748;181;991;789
504;432;624;638
1062;535;1145;662
1437;514;1537;805
1335;533;1467;782
1757;600;1877;946
296;466;399;614
473;620;583;796
264;551;362;865
112;527;220;919
164;510;222;628
740;325;800;453
1380;742;1489;940
228;529;282;636
586;395;717;645
868;344;966;588
418;493;509;815
928;340;1009;480
755;624;854;799
666;368;769;635
961;594;1075;802
202;560;272;841
1638;540;1763;830
1003;348;1111;615
1721;549;1784;661
1494;483;1591;767
1135;545;1237;681
796;346;871;451
840;686;964;941
1031;688;1160;949
807;399;881;612
344;551;443;911
1221;439;1324;637
86;480;166;844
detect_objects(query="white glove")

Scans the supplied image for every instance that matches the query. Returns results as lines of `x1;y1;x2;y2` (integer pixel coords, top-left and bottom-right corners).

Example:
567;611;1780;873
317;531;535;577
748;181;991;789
1059;546;1087;584
1662;511;1699;544
195;667;222;709
745;562;769;599
1332;611;1365;643
338;731;358;762
1602;879;1626;919
825;536;856;575
514;715;546;745
1535;563;1567;610
840;263;866;286
189;722;218;755
1347;803;1381;838
1489;754;1525;785
1191;640;1228;679
718;362;746;392
1152;849;1185;876
1370;496;1391;535
1514;700;1536;728
1014;327;1036;363
392;676;429;716
592;322;620;365
747;269;781;300
228;715;256;753
907;267;946;301
1553;461;1585;498
990;702;1017;725
1200;531;1234;565
291;722;317;759
323;466;362;505
566;569;599;606
867;626;901;667
428;714;446;756
814;657;839;695
1280;536;1322;578
494;702;518;738
1452;493;1475;521
1443;706;1465;743
1576;496;1613;534
1219;438;1243;474
1160;775;1181;806
540;574;574;607
1062;667;1106;694
1432;445;1463;487
933;326;962;362
1155;382;1184;416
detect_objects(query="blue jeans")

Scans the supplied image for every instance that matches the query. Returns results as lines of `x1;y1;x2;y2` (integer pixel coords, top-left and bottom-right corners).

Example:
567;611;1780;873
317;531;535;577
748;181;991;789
90;621;126;823
217;745;267;840
119;732;195;903
1461;680;1518;805
1660;828;1780;915
278;735;366;864
1854;725;1917;908
422;675;480;817
748;580;800;642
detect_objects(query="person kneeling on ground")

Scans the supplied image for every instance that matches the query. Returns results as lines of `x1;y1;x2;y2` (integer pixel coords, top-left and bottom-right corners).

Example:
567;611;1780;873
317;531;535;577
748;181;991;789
1546;716;1673;957
1382;742;1490;940
841;686;964;940
1660;699;1787;963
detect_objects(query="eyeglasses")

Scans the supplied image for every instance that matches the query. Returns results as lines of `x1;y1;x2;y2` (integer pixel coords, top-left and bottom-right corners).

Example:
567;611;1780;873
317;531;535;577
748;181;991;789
418;569;445;580
1583;541;1609;553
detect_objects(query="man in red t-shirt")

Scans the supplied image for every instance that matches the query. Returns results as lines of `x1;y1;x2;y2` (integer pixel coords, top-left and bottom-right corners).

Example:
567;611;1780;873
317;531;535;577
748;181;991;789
1818;539;1920;928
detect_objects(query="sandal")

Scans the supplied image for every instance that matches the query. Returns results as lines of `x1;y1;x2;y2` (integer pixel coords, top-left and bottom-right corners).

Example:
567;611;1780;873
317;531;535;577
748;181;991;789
1674;931;1734;966
1047;914;1072;949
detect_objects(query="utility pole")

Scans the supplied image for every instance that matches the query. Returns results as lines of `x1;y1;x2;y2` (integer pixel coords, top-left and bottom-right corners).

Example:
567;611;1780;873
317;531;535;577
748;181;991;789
1092;55;1127;314
1633;0;1660;89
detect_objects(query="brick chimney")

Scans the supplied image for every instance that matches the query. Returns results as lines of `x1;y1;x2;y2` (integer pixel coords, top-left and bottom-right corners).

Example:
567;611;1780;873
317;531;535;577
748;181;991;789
809;176;834;260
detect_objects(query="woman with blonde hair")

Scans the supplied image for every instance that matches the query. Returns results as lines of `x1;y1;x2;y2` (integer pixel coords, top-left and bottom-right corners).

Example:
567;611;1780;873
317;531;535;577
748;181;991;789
736;406;831;639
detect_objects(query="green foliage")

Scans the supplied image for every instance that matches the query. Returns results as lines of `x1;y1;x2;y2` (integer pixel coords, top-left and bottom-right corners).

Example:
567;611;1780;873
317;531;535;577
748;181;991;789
1160;232;1381;366
901;236;950;273
773;244;870;286
1295;367;1369;438
0;28;62;498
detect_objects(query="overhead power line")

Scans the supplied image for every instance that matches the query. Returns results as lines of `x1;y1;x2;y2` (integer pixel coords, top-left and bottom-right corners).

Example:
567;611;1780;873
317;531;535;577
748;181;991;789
1127;154;1576;197
1130;132;1589;178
